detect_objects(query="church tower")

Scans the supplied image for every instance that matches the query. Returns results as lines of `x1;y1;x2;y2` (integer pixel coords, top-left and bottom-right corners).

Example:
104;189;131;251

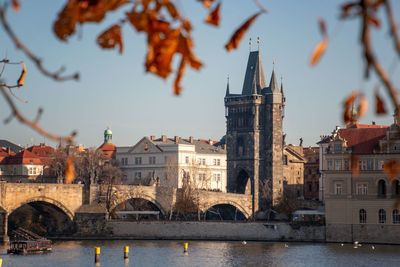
225;50;285;215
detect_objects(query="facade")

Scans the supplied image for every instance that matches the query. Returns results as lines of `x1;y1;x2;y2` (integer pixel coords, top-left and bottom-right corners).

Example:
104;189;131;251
0;149;45;181
224;49;285;212
116;136;227;192
303;147;320;200
320;123;400;243
283;145;306;199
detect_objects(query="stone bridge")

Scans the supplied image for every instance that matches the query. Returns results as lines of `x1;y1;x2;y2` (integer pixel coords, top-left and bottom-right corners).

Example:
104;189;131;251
0;181;252;240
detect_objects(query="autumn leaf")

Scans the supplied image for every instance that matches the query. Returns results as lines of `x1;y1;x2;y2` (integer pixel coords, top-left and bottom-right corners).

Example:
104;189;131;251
384;160;400;181
174;58;186;95
17;63;26;87
368;16;381;28
343;91;368;125
375;87;387;115
65;157;76;184
199;0;214;9
166;2;179;19
96;25;123;54
351;154;359;177
310;39;328;66
225;12;262;51
12;0;20;12
205;2;221;27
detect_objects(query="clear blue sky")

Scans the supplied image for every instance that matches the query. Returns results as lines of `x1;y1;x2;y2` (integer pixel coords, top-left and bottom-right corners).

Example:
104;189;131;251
1;0;399;148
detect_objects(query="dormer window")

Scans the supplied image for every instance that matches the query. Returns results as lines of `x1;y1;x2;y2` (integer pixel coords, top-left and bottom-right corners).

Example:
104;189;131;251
334;144;342;152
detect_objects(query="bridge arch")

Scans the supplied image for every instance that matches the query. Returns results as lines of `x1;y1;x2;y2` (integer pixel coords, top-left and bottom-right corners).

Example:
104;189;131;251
110;194;167;216
7;196;74;221
201;200;250;219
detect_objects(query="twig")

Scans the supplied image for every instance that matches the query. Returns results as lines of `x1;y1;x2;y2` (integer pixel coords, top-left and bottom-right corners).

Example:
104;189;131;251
0;85;76;143
384;0;400;57
360;0;400;116
0;4;79;82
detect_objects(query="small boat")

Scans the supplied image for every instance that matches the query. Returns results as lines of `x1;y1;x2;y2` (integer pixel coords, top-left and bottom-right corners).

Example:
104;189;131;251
7;228;52;255
7;239;52;255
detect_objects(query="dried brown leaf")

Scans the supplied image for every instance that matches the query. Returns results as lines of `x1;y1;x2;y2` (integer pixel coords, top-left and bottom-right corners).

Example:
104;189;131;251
65;157;76;184
310;38;328;66
174;58;186;95
205;2;221;27
96;25;123;54
199;0;214;9
17;63;26;87
166;2;179;19
318;17;327;36
375;88;387;115
384;160;400;181
357;95;368;118
351;154;359;177
225;12;262;51
343;91;368;125
12;0;20;12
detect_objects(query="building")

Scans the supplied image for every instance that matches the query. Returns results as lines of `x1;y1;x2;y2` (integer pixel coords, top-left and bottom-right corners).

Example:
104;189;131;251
98;127;116;159
0;140;22;154
224;49;285;212
0;149;45;181
303;146;320;200
116;136;227;192
283;145;306;199
320;122;400;243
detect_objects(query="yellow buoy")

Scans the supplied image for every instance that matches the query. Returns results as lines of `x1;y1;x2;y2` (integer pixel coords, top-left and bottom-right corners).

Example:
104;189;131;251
184;242;188;253
94;247;101;263
124;246;129;259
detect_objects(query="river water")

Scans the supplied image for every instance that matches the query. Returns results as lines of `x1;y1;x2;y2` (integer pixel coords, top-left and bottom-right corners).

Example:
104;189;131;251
1;240;400;267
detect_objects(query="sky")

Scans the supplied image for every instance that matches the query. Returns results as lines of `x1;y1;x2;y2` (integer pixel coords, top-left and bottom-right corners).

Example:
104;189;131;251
1;0;400;149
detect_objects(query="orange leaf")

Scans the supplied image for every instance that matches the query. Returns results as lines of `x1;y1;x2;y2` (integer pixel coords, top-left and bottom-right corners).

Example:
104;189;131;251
350;154;359;177
200;0;214;9
17;63;26;87
96;25;123;54
368;16;381;28
357;95;368;118
342;91;368;125
225;12;262;51
166;2;179;19
309;38;328;66
65;157;76;184
205;2;221;27
174;58;186;95
12;0;20;12
384;160;400;181
375;88;387;115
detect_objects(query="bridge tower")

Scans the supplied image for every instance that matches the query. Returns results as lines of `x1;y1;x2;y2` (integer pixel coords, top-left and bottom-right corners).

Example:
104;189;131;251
224;48;285;215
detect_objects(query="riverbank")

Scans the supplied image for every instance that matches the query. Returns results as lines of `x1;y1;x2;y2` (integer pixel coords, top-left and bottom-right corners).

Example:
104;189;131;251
65;221;326;242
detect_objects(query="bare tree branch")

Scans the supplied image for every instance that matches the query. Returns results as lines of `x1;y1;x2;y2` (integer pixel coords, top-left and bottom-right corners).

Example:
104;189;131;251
0;4;79;82
384;0;400;57
0;85;76;143
360;0;400;116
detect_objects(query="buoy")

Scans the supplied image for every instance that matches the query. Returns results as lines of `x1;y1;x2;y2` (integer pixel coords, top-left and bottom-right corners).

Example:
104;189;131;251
94;247;100;263
0;258;3;267
184;242;188;253
242;241;247;245
124;246;129;259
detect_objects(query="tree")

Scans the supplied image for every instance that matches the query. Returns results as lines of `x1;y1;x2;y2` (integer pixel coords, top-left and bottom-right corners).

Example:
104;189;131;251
74;148;107;184
47;149;68;183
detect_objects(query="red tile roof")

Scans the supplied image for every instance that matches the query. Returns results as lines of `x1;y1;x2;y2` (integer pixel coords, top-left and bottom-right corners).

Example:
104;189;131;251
4;149;43;165
98;143;116;159
27;143;55;157
338;124;389;154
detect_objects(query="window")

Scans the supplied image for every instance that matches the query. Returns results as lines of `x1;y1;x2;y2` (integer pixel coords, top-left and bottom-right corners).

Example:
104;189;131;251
213;173;221;182
307;182;312;192
185;156;189;164
198;173;206;181
359;160;367;170
327;160;333;170
393;210;400;224
134;172;141;179
149;156;156;164
283;155;288;165
378;179;386;197
379;209;386;224
359;209;367;224
367;159;373;170
213;159;221;166
334;160;342;170
393;180;400;196
121;157;128;165
135;157;142;165
356;183;368;195
198;158;206;165
334;182;342;195
334;144;342;152
377;160;384;170
344;159;349;170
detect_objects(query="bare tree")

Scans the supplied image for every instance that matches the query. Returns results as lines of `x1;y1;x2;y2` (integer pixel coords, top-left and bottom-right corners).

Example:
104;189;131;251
74;148;107;184
47;149;68;183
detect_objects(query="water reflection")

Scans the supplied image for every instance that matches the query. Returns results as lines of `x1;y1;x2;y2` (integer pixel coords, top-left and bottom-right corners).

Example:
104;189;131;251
1;240;400;267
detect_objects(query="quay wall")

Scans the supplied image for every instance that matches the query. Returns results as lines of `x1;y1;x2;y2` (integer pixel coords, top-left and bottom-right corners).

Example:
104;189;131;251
99;221;325;242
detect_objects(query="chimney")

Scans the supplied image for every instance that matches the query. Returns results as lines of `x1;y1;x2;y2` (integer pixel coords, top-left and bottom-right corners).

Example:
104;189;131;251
7;147;11;155
372;121;376;125
209;139;213;145
150;136;155;141
174;136;179;143
189;136;194;144
161;135;167;142
223;144;227;150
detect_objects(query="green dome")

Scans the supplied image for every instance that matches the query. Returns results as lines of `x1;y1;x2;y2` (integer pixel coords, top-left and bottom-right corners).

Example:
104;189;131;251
104;128;112;135
104;127;113;143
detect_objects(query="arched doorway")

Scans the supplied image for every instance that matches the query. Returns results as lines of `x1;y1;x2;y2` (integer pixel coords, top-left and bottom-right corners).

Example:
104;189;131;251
378;179;386;198
205;204;246;221
112;198;163;220
236;169;251;194
8;201;74;237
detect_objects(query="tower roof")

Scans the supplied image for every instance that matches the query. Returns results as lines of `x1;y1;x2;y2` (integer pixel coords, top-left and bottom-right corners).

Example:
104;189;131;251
268;68;279;94
241;51;267;95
